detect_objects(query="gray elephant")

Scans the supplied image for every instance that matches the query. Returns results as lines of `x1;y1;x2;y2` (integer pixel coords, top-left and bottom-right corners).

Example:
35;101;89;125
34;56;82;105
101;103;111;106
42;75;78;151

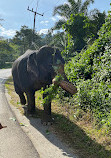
12;46;77;124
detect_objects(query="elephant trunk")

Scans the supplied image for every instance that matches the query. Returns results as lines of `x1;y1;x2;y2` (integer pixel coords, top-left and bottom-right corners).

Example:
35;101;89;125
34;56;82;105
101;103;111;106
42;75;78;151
57;64;69;81
53;64;77;95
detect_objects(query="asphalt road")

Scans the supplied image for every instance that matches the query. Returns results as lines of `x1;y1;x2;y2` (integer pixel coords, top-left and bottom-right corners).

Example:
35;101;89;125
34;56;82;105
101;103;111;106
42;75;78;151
0;69;39;158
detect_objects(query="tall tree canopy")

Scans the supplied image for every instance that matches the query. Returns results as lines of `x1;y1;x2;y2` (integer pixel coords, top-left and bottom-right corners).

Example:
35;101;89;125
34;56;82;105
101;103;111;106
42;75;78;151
53;0;94;29
12;25;43;54
0;40;14;67
63;11;106;54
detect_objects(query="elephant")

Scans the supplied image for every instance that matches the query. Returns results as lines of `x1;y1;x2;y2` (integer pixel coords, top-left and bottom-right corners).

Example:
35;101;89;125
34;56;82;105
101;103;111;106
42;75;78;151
12;45;77;124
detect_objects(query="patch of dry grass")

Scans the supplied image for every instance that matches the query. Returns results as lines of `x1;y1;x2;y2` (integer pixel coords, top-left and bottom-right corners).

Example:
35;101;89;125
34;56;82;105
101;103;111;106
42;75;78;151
5;77;111;158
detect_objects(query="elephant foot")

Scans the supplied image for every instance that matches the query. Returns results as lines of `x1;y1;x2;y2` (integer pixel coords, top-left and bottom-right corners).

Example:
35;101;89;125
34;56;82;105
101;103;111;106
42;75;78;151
22;105;28;116
20;99;26;105
41;114;54;125
27;109;36;117
22;106;36;117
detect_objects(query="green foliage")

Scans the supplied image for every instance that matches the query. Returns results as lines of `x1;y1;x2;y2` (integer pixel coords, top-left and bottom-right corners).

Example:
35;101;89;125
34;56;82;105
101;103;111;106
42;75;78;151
64;13;92;39
53;0;94;30
50;32;68;51
89;9;106;39
61;34;77;61
63;13;89;52
0;40;14;68
42;84;59;105
41;75;63;105
64;10;111;129
12;25;43;54
0;39;23;68
62;10;106;60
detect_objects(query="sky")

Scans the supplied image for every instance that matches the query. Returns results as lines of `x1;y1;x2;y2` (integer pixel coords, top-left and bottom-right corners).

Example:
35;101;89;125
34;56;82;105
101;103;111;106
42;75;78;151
0;0;111;38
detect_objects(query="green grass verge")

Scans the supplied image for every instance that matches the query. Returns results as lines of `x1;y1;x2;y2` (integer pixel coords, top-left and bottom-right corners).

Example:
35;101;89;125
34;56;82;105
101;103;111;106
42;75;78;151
5;77;111;158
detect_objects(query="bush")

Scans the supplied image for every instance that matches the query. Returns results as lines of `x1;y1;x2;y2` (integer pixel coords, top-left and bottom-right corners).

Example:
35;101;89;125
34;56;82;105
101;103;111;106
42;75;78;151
63;10;111;129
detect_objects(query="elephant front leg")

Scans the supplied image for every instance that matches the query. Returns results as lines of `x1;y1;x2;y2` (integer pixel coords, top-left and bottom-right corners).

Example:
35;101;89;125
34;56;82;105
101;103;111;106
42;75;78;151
26;91;35;115
42;93;53;125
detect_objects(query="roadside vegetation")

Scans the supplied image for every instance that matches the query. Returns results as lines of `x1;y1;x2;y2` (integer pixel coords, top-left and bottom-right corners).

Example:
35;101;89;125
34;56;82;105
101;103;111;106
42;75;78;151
1;0;111;157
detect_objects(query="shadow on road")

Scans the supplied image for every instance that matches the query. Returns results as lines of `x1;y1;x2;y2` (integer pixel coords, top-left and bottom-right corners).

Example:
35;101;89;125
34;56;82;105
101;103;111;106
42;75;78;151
26;108;76;158
27;107;111;158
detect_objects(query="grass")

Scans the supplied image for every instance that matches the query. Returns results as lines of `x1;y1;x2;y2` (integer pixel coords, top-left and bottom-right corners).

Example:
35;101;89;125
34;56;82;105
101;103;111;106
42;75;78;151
5;77;111;158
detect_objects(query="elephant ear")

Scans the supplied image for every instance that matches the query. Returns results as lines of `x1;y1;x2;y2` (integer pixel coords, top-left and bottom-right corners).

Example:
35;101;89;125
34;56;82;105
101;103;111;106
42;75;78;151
27;53;39;80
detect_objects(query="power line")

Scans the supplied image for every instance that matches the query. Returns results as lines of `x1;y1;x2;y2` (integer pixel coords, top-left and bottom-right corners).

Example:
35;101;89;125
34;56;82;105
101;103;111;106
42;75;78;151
36;0;40;8
43;0;62;14
28;0;35;6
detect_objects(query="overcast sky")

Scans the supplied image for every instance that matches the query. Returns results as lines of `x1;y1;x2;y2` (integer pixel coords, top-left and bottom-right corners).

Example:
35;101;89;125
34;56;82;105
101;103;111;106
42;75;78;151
0;0;111;38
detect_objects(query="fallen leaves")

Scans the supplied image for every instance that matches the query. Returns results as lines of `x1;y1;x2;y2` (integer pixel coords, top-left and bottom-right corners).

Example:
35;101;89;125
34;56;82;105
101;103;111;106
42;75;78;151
19;123;28;127
9;117;16;121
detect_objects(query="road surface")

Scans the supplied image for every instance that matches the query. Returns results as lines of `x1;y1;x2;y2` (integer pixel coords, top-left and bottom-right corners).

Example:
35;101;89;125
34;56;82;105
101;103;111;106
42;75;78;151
0;69;39;158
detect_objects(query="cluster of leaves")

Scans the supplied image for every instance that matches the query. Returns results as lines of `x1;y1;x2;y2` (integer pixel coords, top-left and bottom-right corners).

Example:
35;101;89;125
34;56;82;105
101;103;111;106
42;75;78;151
61;11;106;61
64;11;111;128
41;84;59;105
0;40;14;68
0;38;25;68
63;13;93;51
41;75;63;105
12;25;43;53
53;0;95;30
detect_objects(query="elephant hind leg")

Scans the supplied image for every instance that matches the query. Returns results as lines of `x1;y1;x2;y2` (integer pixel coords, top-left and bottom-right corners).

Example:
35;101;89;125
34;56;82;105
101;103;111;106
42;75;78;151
19;93;26;105
14;83;26;105
26;91;35;114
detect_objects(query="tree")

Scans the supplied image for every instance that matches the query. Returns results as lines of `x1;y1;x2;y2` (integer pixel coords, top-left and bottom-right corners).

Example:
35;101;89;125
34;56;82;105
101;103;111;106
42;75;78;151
89;9;106;39
41;31;53;46
0;40;14;67
12;25;43;54
53;0;94;30
51;32;68;50
63;13;95;54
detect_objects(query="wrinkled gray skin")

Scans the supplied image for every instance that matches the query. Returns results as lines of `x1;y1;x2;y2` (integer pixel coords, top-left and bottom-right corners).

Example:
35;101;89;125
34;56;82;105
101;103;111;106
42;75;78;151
12;46;68;124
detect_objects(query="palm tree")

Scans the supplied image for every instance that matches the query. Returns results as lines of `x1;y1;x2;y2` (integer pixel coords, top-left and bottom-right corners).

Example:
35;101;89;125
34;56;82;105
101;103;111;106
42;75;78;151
53;0;94;29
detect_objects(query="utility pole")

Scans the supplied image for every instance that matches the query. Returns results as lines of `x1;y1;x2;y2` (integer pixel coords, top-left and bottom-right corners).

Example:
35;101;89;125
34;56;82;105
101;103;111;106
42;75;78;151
27;6;43;42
